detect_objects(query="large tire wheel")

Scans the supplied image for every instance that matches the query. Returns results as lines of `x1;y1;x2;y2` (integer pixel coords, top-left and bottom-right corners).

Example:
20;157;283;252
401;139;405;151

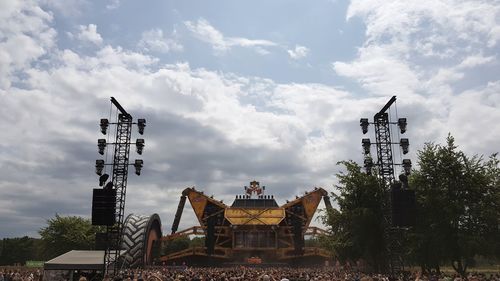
121;214;162;268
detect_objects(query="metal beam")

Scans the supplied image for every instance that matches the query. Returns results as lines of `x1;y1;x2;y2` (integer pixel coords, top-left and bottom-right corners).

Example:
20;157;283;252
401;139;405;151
376;95;396;117
110;97;130;117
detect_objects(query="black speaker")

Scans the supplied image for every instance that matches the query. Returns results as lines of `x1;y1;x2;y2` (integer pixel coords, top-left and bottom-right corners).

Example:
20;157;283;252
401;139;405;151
92;188;116;226
95;232;107;250
391;189;416;227
205;219;215;255
292;219;304;255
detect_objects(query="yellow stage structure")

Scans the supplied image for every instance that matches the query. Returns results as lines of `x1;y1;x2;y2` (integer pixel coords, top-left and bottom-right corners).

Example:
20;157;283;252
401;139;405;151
161;181;333;265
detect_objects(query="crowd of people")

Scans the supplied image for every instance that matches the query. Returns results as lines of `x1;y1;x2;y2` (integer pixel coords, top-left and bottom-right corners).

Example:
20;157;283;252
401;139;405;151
105;267;499;281
1;266;499;281
0;269;43;281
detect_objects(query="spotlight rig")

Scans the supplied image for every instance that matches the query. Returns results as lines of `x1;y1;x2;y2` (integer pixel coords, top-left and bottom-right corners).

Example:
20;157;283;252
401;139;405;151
90;97;147;276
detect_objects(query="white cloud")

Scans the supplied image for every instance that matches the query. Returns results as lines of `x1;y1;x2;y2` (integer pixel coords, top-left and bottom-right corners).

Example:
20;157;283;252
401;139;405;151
287;45;310;60
138;28;183;53
333;43;420;97
75;24;103;45
333;0;500;99
41;0;88;17
346;0;500;48
184;18;278;54
0;0;56;89
457;54;495;70
106;0;120;10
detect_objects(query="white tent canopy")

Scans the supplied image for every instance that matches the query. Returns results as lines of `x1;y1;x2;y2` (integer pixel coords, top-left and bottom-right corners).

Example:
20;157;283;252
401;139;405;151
44;250;104;270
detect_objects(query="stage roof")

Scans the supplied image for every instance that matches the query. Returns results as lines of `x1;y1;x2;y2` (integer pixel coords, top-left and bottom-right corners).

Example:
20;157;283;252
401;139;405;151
44;250;104;270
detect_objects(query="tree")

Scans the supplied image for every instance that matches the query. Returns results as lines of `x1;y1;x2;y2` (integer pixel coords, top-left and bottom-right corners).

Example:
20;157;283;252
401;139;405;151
409;135;500;276
163;237;191;255
39;214;102;259
0;236;38;265
321;160;387;272
189;236;205;248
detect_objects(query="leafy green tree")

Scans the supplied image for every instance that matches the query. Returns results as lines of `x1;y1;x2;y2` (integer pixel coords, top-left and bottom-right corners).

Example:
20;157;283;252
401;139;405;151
321;160;387;272
0;236;36;265
163;237;191;255
39;214;102;259
189;236;205;248
410;135;500;276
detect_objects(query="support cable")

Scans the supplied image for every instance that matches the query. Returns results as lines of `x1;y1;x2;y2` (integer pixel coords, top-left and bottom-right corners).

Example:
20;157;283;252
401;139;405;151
394;100;403;174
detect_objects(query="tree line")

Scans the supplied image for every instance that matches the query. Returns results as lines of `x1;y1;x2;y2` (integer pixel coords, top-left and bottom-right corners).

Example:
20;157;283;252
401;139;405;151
321;135;500;275
0;215;102;265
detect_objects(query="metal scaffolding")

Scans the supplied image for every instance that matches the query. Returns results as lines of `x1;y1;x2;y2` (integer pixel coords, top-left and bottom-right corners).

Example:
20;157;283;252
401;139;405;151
361;95;408;275
104;111;133;275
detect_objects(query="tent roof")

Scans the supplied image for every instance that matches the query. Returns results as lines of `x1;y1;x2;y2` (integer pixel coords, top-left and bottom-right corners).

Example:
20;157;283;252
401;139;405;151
44;250;104;270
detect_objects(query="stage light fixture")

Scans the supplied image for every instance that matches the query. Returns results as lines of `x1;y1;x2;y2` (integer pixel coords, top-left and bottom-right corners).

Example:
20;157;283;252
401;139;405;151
99;173;109;186
100;119;109;135
364;157;374;175
402;159;412;175
137;119;146;135
98;139;107;155
360;118;369;134
400;138;409;154
136;139;145;155
362;138;371;155
398;118;407;134
134;159;143;176
104;181;113;190
95;160;105;176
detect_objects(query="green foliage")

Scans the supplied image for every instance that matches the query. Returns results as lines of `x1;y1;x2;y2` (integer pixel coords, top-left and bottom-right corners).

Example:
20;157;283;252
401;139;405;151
320;135;499;276
321;160;386;272
189;236;205;248
304;238;320;247
38;214;102;260
409;135;500;276
0;236;41;265
163;237;191;255
163;236;206;255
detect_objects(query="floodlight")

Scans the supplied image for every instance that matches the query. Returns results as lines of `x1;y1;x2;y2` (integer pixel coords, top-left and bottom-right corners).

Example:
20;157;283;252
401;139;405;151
402;159;412;175
400;138;409;154
398;118;407;134
99;173;109;186
97;139;106;155
362;138;371;155
360;118;369;134
136;139;145;155
364;157;374;175
104;181;113;190
100;119;109;135
134;159;143;176
95;160;105;176
137;119;146;135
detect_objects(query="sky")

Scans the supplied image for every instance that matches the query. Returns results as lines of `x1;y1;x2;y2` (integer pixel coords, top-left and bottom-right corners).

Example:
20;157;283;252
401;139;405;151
1;0;500;238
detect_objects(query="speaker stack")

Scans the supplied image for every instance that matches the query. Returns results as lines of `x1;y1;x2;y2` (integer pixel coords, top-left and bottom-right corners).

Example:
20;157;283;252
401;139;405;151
91;188;116;226
391;188;416;227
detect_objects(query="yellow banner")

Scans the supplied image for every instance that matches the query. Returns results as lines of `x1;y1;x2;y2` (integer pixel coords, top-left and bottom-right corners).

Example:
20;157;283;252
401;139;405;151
225;208;285;225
